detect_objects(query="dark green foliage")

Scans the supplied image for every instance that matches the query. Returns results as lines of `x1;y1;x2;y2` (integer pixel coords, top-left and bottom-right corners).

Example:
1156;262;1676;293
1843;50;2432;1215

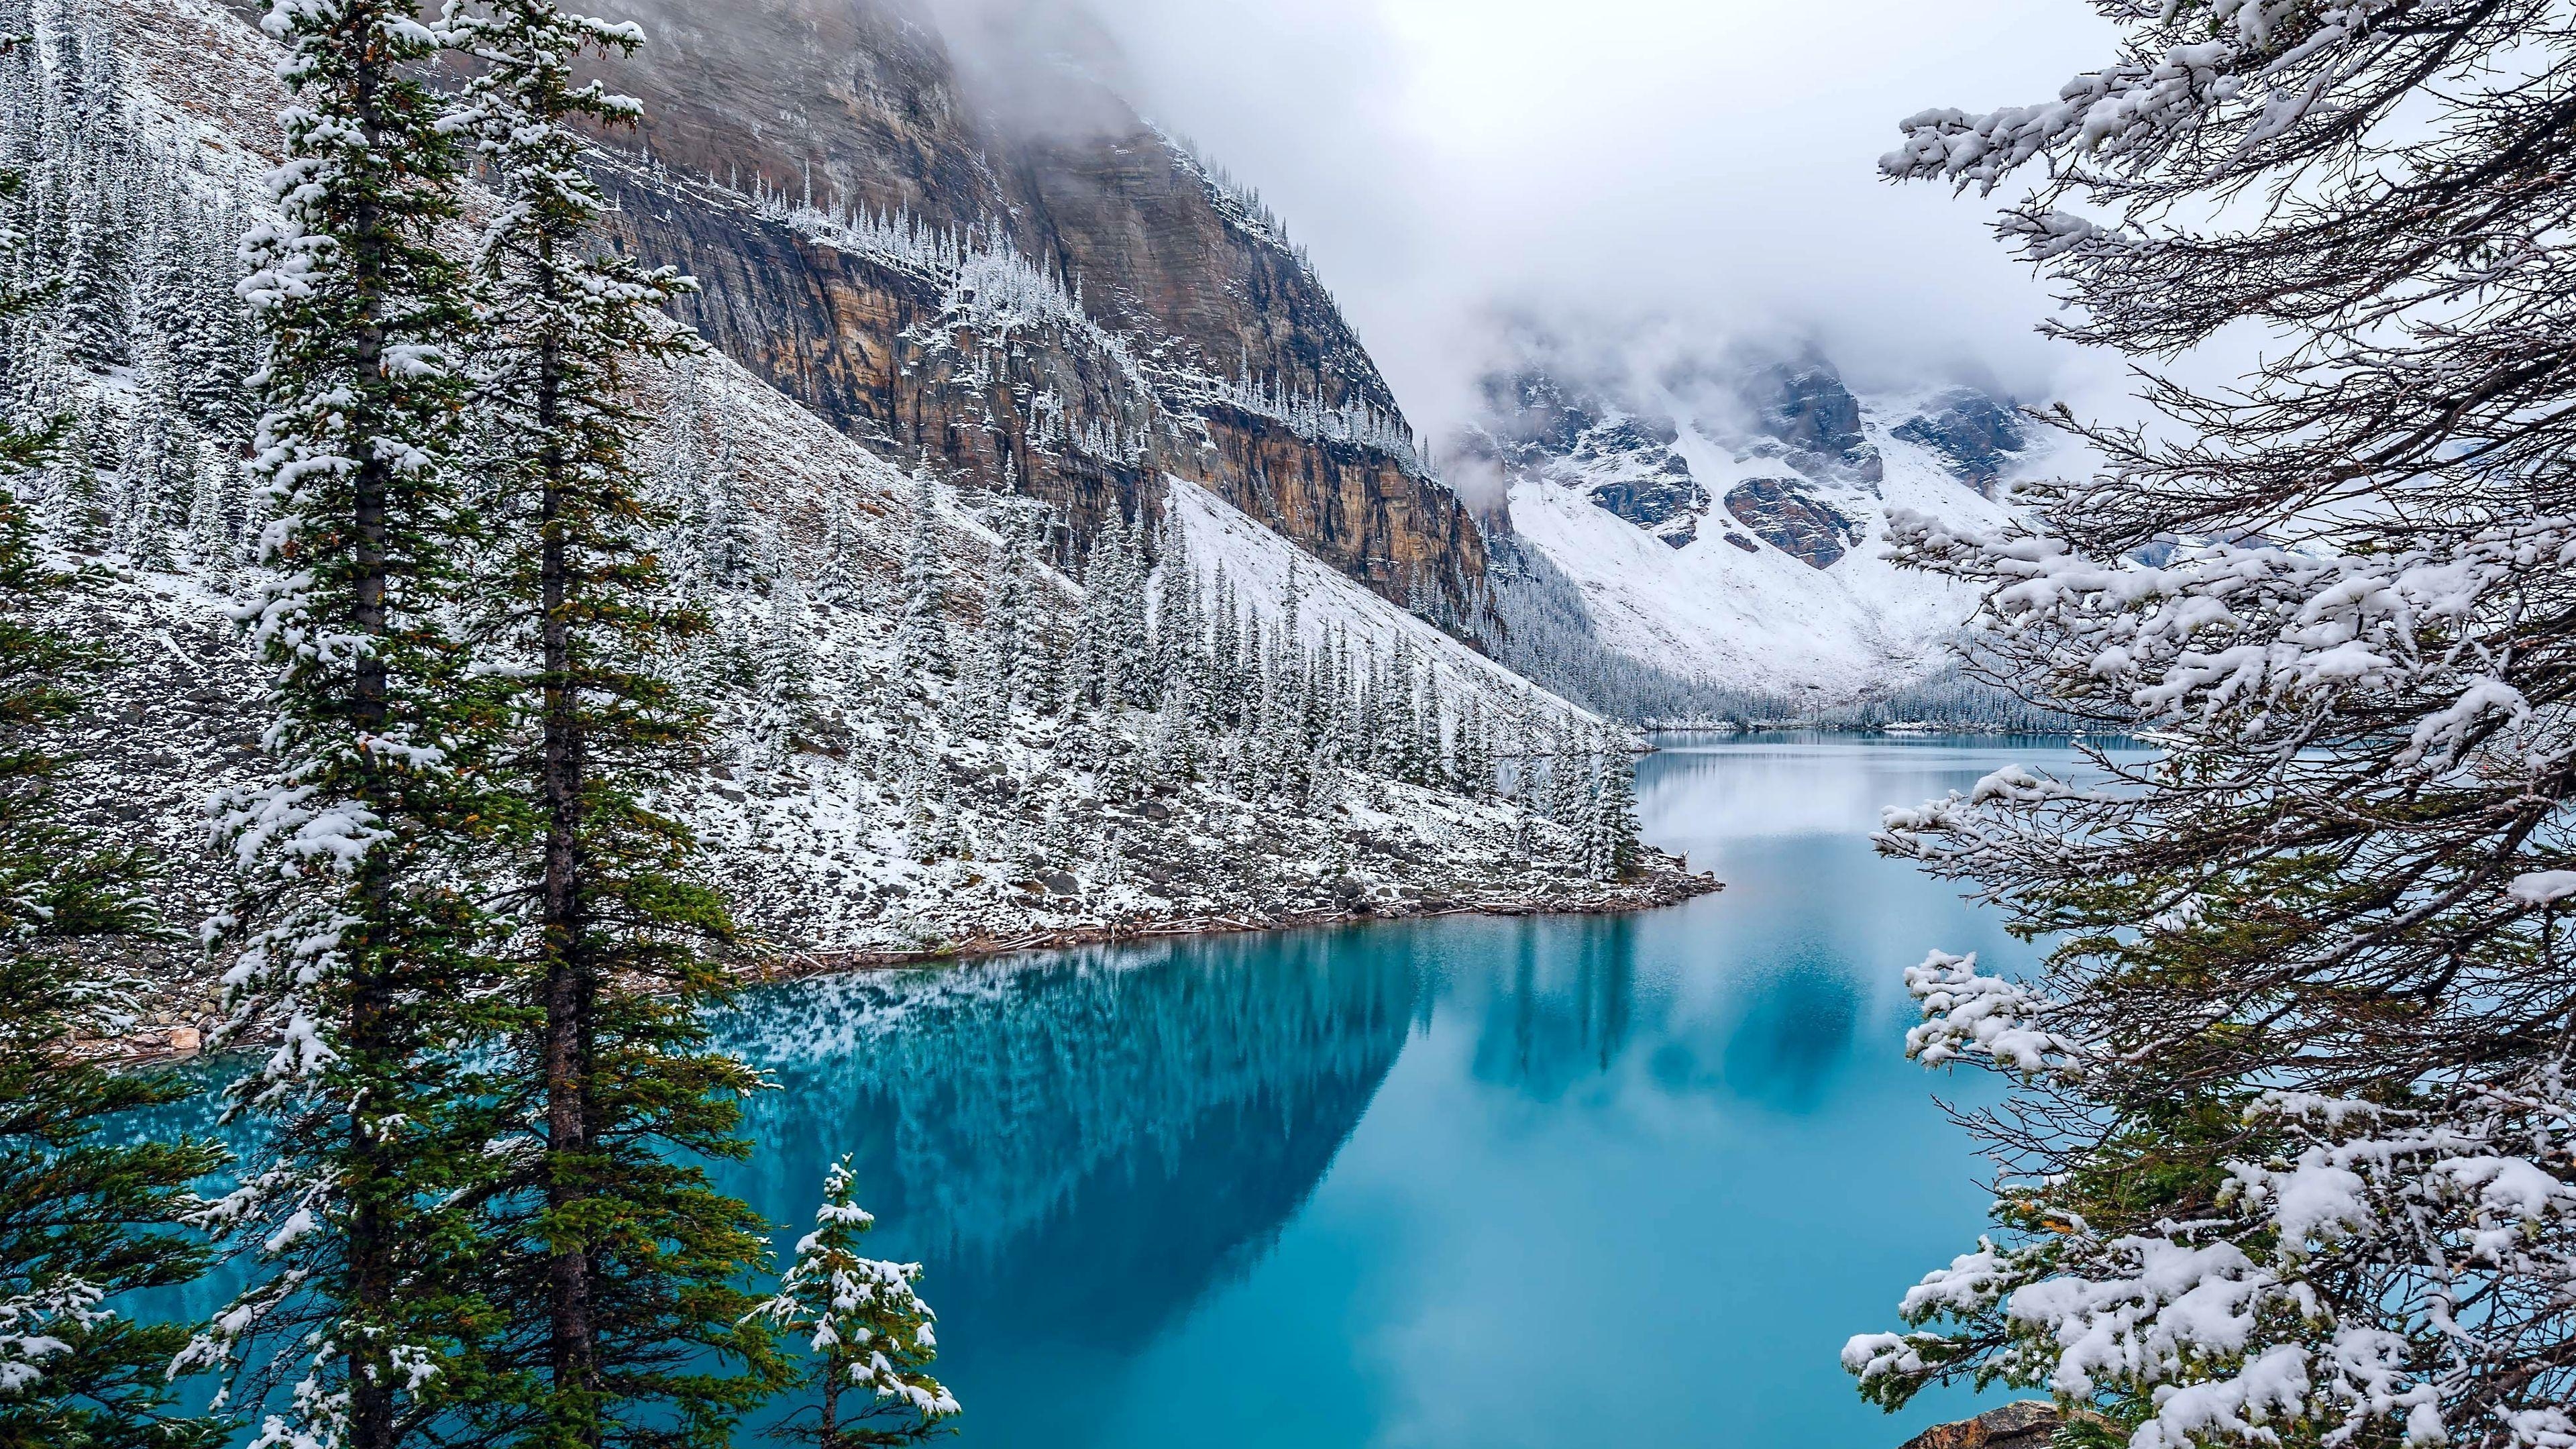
0;954;230;1449
194;5;524;1446
0;113;221;1449
448;2;789;1441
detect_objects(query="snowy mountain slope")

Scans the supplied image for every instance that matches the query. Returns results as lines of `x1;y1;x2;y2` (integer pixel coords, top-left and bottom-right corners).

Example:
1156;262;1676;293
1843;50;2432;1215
8;0;1703;1056
1166;477;1586;718
1467;343;2053;703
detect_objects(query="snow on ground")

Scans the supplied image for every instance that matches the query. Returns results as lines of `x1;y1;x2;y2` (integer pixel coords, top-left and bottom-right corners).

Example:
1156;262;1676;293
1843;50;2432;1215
1165;476;1591;720
1507;416;2033;699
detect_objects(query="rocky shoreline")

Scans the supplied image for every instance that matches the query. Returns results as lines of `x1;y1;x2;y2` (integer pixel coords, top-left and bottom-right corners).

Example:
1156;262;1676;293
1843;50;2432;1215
74;850;1720;1067
767;847;1719;979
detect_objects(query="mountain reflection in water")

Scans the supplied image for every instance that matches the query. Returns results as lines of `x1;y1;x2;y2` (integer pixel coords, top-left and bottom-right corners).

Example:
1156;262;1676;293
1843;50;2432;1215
131;735;2117;1448
698;734;2116;1449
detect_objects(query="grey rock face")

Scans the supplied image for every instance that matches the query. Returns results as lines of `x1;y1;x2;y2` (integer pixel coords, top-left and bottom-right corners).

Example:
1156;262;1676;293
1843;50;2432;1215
569;0;1487;615
1745;363;1884;484
1470;370;1709;544
1893;388;2029;492
1722;478;1860;568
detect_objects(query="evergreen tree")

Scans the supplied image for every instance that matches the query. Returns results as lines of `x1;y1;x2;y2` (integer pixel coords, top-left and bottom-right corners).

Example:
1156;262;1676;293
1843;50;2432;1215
976;531;1026;731
0;125;225;1447
698;400;749;588
891;473;949;685
48;404;111;552
1590;729;1638;881
1455;696;1492;800
448;1;788;1441
1150;510;1197;698
189;5;519;1444
1847;7;2576;1443
0;947;229;1449
758;527;815;715
53;172;124;370
750;1158;957;1448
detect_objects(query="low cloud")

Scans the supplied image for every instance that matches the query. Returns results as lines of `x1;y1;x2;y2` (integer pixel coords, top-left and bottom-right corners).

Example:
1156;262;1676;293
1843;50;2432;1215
926;0;2139;431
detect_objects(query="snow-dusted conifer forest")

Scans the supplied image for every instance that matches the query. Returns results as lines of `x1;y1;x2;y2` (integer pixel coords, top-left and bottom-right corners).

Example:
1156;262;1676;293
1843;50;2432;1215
0;0;1703;1442
0;0;1697;1045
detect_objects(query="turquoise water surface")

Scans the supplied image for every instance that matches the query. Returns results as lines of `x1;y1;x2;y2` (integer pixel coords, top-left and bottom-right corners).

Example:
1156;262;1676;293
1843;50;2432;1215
702;733;2094;1448
131;733;2102;1447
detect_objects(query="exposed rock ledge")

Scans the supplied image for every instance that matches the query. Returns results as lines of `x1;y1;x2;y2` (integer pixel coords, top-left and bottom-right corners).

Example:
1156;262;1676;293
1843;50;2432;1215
1899;1401;2061;1449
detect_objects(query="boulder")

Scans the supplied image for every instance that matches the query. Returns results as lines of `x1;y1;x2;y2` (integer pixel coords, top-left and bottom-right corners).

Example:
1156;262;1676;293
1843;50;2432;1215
1898;1401;2059;1449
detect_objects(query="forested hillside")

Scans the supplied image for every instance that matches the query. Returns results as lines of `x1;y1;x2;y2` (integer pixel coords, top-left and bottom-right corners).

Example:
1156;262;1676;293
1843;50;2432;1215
0;0;1705;1057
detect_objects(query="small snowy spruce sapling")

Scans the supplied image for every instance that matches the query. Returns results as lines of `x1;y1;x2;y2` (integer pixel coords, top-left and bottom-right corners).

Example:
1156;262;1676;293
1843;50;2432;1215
752;1158;959;1448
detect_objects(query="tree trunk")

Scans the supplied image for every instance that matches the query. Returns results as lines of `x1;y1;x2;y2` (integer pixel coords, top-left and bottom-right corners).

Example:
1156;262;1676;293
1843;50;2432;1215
532;235;600;1441
344;45;399;1449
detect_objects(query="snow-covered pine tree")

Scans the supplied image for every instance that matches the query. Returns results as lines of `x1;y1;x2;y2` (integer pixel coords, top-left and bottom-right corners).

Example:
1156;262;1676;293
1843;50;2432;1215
48;402;111;551
1150;506;1198;696
975;529;1026;733
1455;695;1491;800
174;202;259;444
1418;663;1450;790
892;471;951;686
815;499;863;606
52;164;124;370
140;408;199;569
0;123;224;1446
192;3;517;1444
1542;716;1582;825
700;394;751;587
447;1;787;1440
1592;727;1638;881
751;1157;958;1448
1845;8;2576;1445
759;525;816;716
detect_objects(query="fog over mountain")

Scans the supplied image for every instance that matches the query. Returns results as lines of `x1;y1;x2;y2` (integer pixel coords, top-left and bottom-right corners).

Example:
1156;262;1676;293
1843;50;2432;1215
926;0;2127;436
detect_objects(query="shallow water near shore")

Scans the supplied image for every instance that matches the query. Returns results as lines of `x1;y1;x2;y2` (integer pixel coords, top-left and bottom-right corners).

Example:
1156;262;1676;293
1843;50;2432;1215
137;732;2123;1447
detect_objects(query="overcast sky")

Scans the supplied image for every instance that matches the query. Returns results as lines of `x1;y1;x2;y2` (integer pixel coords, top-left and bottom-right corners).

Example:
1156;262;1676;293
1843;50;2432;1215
1033;0;2125;429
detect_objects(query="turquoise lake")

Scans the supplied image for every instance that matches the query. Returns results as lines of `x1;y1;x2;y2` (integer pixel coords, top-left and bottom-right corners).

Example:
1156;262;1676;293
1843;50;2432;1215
703;732;2092;1448
138;733;2110;1447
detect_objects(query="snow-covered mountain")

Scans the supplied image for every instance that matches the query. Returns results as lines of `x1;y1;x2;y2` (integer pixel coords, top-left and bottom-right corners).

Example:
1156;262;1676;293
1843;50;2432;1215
1461;334;2055;709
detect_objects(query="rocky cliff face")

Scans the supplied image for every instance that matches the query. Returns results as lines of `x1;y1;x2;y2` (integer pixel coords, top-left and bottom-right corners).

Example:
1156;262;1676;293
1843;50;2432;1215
1896;1402;2060;1449
1460;372;1707;547
1890;387;2031;495
578;0;1485;613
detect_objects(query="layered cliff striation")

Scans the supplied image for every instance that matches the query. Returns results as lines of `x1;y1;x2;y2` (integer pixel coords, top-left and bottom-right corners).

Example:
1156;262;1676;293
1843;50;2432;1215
578;0;1487;616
